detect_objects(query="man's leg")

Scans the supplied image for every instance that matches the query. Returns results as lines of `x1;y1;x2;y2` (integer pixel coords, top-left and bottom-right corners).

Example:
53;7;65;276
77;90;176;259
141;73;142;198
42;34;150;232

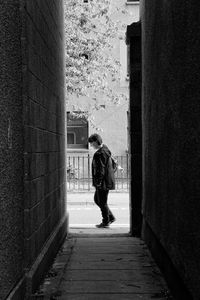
95;190;116;227
107;192;115;223
94;189;100;207
94;189;108;225
108;208;115;223
99;190;110;225
97;190;116;224
94;189;110;225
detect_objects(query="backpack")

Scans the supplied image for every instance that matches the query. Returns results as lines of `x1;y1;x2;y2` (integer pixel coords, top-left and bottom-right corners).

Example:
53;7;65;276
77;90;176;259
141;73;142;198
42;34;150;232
104;155;116;190
110;155;118;173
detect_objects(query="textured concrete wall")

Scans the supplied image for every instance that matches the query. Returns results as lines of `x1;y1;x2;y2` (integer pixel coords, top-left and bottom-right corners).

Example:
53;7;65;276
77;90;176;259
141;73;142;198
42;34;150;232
23;0;67;288
141;1;200;298
127;23;142;237
0;1;24;299
0;0;66;298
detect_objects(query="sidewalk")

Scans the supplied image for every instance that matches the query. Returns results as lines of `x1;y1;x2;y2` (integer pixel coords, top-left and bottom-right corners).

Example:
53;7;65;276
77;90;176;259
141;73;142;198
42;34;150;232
67;192;130;235
33;233;173;299
67;191;129;206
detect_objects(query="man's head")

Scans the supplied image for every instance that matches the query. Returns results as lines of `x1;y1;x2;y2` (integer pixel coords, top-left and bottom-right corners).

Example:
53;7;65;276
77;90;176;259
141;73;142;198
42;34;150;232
88;134;103;149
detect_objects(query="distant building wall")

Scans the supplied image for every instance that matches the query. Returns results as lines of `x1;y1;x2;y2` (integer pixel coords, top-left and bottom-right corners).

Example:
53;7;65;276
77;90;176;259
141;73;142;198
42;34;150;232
0;0;67;298
67;1;140;156
88;0;140;156
88;105;128;156
140;1;200;299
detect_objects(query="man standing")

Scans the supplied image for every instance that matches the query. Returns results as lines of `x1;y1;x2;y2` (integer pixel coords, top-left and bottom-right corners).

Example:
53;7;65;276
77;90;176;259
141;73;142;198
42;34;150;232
88;133;116;228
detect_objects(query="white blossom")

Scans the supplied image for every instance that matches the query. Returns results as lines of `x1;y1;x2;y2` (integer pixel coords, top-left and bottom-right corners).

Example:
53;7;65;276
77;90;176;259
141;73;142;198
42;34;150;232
64;0;129;110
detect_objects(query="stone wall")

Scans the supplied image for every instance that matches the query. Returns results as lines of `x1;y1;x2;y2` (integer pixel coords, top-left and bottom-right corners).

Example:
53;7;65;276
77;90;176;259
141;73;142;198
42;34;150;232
0;0;67;298
140;1;200;299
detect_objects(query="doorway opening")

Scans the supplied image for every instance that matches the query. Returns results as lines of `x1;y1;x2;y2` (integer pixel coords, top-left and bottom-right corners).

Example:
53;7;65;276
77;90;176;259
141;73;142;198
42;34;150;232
67;144;131;236
66;108;130;235
68;191;130;236
64;1;141;237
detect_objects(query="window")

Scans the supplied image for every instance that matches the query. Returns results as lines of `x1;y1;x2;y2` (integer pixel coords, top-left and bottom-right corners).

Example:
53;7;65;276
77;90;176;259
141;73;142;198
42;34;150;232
67;132;75;145
80;53;89;59
126;0;139;3
67;112;88;149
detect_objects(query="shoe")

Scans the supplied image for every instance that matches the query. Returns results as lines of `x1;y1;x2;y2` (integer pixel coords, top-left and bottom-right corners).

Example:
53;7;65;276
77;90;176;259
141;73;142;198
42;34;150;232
95;223;109;228
109;218;116;225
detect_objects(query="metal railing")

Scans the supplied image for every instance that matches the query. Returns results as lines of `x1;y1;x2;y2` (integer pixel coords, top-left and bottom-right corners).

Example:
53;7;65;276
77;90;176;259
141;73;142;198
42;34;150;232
67;154;129;192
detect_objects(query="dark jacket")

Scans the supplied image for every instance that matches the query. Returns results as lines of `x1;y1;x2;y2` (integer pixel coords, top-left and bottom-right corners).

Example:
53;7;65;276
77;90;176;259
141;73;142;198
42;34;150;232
91;144;115;190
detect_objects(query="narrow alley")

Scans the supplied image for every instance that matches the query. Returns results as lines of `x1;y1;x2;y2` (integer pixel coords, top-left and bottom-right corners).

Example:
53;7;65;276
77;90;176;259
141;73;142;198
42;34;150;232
1;1;200;299
33;234;172;299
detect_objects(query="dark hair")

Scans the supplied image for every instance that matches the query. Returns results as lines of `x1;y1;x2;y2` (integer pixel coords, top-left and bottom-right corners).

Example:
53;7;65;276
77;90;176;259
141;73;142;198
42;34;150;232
88;134;102;145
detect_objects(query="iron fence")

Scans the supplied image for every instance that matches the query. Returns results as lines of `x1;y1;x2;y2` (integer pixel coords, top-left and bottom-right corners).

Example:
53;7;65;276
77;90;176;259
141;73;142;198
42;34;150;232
67;154;129;192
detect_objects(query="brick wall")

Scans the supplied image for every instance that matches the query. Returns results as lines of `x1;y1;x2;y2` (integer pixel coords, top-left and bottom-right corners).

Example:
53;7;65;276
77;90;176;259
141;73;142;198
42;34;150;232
23;0;66;272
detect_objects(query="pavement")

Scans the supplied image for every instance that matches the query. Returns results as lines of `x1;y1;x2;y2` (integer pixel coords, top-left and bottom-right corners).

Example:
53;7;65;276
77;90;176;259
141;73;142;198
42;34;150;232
31;193;173;299
31;193;173;300
67;192;130;234
66;191;129;206
32;235;173;299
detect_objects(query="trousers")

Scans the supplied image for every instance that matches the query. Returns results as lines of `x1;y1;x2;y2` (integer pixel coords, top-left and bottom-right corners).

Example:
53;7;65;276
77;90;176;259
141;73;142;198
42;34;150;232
94;189;115;225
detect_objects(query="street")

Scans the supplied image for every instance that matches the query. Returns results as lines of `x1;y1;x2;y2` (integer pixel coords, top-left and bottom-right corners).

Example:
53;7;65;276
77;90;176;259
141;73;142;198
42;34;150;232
67;192;130;234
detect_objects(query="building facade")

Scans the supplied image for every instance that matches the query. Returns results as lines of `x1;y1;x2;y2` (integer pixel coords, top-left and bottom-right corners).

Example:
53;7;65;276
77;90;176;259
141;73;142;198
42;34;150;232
67;0;140;157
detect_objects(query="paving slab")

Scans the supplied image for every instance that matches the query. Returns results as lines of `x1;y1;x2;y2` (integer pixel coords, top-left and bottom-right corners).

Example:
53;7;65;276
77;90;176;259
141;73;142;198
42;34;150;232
34;235;173;300
69;227;130;235
57;295;170;300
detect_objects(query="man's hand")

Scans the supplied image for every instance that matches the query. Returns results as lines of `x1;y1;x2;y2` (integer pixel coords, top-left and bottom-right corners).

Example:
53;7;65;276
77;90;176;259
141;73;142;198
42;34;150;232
96;183;102;189
117;165;124;173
